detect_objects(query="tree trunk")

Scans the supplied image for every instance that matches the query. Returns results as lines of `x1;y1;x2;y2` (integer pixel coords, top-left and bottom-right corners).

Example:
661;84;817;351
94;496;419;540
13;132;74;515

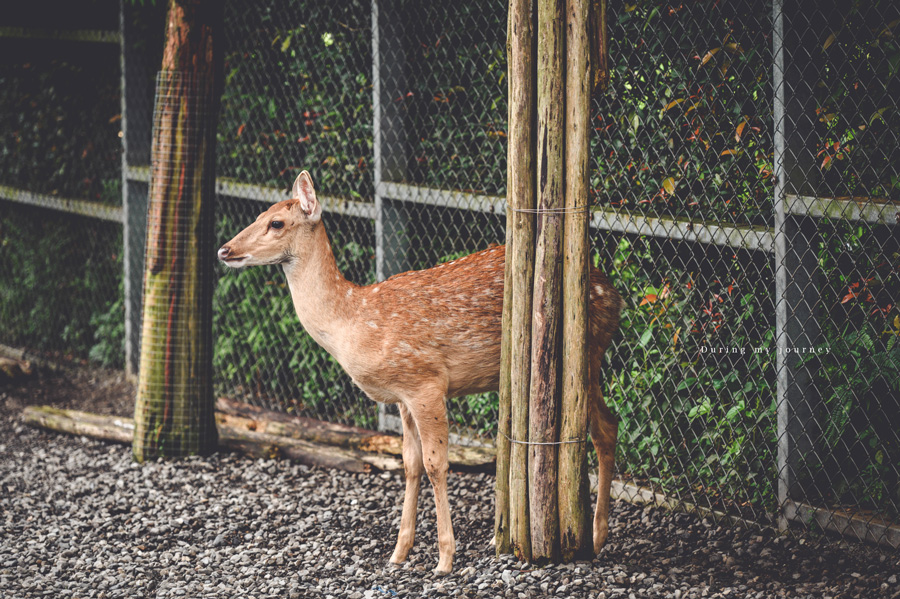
506;0;538;563
558;0;594;562
133;0;223;461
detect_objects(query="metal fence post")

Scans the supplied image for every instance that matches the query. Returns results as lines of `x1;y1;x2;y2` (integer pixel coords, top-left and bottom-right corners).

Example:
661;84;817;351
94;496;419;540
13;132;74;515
772;0;822;527
372;0;409;432
120;0;155;377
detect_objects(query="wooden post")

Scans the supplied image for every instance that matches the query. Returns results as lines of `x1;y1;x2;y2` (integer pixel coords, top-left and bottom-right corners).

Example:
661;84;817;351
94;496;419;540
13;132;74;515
558;0;594;562
132;0;223;461
496;0;536;557
499;0;597;564
494;165;514;553
504;0;538;563
528;0;566;563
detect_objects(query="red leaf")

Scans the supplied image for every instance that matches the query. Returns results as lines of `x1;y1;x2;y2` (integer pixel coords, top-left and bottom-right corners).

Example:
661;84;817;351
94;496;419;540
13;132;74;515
640;294;658;306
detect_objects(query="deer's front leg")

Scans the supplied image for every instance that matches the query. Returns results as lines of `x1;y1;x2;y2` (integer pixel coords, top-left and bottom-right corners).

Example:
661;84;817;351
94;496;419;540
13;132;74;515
390;403;423;566
413;399;455;575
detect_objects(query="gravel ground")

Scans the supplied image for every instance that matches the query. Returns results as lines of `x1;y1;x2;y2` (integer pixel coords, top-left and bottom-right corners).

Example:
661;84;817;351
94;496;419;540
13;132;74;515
2;369;899;598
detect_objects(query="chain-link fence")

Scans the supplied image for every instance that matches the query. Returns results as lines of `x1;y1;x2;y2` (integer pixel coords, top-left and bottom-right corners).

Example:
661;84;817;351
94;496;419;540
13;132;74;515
0;0;123;366
1;0;898;547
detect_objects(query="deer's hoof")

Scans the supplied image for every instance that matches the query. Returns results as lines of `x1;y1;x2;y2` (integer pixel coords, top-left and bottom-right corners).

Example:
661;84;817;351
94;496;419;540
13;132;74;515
389;547;409;566
593;521;610;554
432;566;451;577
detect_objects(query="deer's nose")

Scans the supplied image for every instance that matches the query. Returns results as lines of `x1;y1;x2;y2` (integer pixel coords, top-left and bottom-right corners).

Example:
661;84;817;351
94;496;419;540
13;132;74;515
217;246;232;261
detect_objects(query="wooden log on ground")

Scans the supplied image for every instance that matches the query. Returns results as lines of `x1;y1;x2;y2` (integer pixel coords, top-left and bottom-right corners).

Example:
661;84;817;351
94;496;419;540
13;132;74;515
0;356;33;384
216;426;401;473
23;403;490;472
215;397;394;449
215;398;495;470
22;406;134;444
22;405;402;473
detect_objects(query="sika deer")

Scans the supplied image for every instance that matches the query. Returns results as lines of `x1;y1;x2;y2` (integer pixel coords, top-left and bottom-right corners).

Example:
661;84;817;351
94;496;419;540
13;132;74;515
218;171;622;574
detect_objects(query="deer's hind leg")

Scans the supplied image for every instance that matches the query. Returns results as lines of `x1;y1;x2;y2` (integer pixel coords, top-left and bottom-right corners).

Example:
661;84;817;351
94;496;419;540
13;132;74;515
390;403;424;565
588;345;618;553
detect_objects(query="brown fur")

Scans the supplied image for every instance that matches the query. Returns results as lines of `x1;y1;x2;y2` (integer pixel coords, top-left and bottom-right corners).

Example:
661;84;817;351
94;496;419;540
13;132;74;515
219;172;623;574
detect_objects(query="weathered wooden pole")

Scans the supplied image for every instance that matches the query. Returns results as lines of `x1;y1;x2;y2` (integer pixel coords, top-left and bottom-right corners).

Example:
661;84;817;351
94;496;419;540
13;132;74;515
558;0;594;562
494;223;514;554
498;0;602;564
133;0;223;461
504;0;538;562
528;0;566;563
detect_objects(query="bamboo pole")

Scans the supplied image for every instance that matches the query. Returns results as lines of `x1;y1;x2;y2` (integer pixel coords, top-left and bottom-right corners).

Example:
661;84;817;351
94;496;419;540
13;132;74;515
558;0;593;562
529;0;566;563
506;0;538;563
133;0;223;461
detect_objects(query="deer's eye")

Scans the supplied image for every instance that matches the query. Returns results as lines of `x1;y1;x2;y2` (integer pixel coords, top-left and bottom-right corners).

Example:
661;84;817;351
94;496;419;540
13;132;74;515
270;220;284;230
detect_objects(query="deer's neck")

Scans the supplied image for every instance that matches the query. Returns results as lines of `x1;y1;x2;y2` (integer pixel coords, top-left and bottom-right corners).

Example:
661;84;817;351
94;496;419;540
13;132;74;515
281;226;358;361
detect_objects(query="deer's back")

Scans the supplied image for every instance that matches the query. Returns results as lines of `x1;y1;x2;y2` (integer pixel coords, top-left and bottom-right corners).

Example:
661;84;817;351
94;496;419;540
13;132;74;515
343;244;620;403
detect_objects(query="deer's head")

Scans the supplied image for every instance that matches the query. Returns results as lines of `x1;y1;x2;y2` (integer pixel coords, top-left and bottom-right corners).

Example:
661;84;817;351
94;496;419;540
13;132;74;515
217;171;323;268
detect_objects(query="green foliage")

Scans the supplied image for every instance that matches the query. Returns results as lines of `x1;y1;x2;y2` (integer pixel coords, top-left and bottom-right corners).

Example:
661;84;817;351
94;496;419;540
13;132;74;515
592;0;774;224
605;235;777;513
0;205;123;364
215;0;509;198
88;262;126;368
400;0;508;194
814;1;900;199
799;219;900;517
216;0;373;199
0;40;121;201
803;319;900;516
448;392;499;439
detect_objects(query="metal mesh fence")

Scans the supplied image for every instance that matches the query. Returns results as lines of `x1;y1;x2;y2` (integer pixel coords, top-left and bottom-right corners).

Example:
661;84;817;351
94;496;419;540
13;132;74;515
0;0;124;367
211;0;378;429
593;0;781;527
1;0;898;547
771;0;900;543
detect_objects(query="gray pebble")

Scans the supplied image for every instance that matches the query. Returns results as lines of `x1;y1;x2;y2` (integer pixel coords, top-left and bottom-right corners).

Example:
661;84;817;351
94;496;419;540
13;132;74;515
2;397;898;599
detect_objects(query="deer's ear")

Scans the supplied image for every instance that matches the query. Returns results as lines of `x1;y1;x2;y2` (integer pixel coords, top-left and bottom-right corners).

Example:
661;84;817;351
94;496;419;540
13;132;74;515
292;171;321;221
